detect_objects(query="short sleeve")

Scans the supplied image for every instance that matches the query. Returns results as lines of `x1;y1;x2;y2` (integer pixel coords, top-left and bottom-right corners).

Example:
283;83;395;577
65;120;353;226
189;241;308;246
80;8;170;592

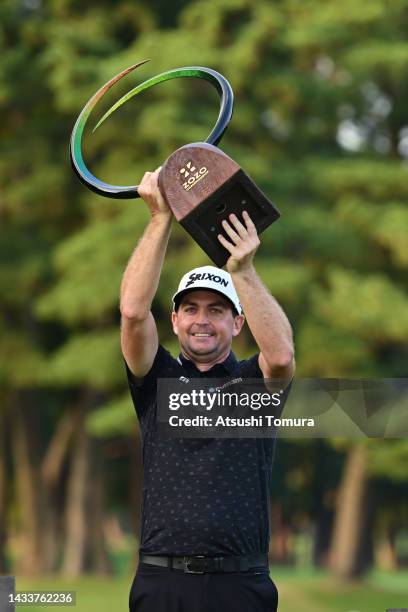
124;344;174;420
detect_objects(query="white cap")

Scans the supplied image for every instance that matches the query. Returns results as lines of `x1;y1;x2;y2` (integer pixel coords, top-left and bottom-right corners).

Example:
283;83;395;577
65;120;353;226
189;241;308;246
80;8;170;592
172;266;242;315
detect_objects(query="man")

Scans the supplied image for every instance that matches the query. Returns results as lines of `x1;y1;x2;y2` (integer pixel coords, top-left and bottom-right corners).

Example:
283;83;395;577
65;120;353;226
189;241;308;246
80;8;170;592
121;168;295;612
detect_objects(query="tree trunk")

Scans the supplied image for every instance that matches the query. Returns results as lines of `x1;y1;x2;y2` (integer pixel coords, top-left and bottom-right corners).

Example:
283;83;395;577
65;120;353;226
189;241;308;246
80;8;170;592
0;409;9;572
313;507;333;568
61;397;112;577
268;502;293;564
329;444;371;579
9;392;91;575
38;487;61;574
10;398;44;575
61;406;90;577
87;440;112;575
374;525;398;571
40;405;85;573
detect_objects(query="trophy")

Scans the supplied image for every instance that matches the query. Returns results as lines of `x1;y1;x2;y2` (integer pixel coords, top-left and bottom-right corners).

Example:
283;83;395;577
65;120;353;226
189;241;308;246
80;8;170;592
70;61;280;267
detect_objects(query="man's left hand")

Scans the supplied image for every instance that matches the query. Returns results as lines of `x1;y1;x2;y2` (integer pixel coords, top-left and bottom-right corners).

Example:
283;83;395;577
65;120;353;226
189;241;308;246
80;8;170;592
217;211;260;274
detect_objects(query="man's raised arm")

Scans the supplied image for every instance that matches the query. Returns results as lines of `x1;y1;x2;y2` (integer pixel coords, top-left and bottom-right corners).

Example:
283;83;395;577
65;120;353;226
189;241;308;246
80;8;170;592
218;211;295;381
120;169;172;378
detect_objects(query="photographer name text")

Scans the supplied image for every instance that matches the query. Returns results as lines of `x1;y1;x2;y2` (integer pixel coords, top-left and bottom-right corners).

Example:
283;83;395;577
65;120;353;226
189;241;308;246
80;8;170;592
168;415;315;428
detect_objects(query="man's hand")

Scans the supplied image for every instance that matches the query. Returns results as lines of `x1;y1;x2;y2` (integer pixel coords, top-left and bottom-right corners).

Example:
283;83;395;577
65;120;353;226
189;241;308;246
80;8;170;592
217;211;260;273
138;167;172;218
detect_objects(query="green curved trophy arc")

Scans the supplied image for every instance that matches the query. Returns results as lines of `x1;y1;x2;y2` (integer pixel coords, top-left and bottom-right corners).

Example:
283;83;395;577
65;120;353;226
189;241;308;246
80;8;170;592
70;61;234;199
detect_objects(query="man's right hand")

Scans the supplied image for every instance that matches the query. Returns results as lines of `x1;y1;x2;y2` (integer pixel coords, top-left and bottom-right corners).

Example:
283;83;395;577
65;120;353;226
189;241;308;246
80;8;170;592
138;167;172;218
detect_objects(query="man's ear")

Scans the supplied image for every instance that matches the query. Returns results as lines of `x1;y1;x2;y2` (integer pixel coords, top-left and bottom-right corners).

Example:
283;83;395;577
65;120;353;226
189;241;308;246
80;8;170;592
232;314;245;337
171;310;178;335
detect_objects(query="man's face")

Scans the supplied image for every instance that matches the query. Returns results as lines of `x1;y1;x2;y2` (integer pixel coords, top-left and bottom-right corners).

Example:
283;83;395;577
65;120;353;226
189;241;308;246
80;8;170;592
171;290;244;362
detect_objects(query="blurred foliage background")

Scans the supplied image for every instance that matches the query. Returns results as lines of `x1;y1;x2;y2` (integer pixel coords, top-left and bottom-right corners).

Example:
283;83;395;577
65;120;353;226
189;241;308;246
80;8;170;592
1;0;407;609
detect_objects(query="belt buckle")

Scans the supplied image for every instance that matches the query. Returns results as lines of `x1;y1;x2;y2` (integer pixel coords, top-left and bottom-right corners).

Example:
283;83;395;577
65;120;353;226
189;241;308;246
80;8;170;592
183;555;205;574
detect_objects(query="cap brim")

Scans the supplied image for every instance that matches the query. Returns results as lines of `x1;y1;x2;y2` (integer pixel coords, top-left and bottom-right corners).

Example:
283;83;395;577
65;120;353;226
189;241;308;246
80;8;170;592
172;287;239;314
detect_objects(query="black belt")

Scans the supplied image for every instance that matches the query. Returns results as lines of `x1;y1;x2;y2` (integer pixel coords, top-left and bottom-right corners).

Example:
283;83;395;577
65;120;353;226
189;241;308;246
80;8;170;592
139;553;268;574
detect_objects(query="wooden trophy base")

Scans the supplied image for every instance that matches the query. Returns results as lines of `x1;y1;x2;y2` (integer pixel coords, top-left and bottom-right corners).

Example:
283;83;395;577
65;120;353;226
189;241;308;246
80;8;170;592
158;143;280;267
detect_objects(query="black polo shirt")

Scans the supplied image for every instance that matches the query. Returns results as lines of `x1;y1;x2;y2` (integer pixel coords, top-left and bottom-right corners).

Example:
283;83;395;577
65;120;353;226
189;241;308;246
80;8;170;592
125;345;277;556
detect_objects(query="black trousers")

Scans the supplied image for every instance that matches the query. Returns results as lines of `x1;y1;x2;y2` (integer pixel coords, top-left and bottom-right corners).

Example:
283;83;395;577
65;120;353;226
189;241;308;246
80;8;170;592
129;563;278;612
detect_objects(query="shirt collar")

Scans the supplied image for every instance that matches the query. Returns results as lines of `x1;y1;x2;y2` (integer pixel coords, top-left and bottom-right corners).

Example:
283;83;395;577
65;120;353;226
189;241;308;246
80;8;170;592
177;351;238;374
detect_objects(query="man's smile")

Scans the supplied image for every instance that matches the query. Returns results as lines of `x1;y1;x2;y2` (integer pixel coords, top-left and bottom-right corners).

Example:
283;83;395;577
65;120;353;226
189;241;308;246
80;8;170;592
191;332;213;337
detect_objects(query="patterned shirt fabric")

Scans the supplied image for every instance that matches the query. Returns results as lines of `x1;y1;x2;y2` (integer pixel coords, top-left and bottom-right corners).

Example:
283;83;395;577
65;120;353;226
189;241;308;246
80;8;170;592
125;345;277;556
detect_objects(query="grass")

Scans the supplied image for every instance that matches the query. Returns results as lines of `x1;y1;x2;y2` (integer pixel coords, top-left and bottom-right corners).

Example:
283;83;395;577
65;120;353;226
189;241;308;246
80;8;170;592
272;567;408;612
13;568;408;612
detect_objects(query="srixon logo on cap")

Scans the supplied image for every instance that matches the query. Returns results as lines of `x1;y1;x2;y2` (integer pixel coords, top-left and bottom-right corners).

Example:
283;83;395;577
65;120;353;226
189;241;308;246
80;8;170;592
185;272;229;288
